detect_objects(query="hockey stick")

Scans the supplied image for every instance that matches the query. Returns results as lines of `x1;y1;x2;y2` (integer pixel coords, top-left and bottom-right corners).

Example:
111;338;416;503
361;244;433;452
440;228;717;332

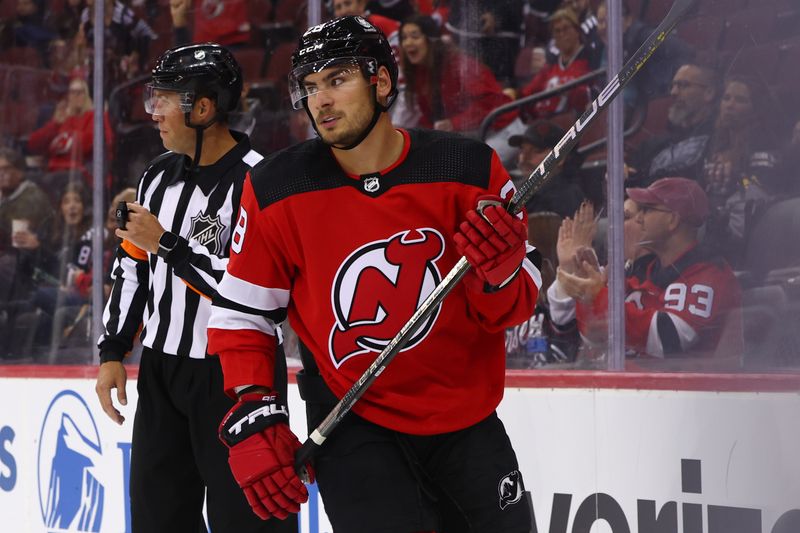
294;0;697;478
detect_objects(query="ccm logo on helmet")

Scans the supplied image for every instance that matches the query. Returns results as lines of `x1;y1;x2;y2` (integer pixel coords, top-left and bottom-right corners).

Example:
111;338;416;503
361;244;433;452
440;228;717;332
299;42;324;56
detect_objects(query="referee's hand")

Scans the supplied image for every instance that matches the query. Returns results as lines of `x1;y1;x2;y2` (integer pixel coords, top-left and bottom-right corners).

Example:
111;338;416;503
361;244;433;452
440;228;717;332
96;361;128;425
115;202;166;254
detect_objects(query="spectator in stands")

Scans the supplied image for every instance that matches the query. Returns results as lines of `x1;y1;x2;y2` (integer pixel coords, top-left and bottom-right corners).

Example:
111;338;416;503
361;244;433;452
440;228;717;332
5;0;56;64
27;75;114;196
709;150;785;269
705;75;778;205
775;118;800;197
627;63;718;187
47;0;86;41
0;148;56;357
508;119;585;217
333;0;400;41
0;147;54;256
556;177;742;360
550;0;600;62
330;0;422;128
399;14;517;133
595;0;693;106
517;8;599;121
366;0;415;22
506;201;601;369
79;0;157;92
549;198;646;319
22;181;93;353
544;198;647;363
444;0;524;86
170;0;250;48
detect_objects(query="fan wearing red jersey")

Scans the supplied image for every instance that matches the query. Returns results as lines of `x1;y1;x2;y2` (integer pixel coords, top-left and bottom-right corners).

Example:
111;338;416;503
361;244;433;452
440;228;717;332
557;177;743;359
208;16;541;533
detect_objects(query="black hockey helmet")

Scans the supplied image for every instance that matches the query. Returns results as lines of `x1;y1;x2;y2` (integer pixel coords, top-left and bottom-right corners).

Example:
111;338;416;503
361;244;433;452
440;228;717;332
288;15;398;111
145;43;243;123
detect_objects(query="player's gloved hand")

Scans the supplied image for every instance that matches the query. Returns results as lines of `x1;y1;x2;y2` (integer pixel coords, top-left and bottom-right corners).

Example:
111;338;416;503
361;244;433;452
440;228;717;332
454;195;528;291
219;392;314;520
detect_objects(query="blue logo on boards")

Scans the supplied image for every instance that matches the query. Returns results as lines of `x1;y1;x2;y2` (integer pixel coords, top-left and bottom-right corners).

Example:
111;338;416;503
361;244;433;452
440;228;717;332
37;390;104;532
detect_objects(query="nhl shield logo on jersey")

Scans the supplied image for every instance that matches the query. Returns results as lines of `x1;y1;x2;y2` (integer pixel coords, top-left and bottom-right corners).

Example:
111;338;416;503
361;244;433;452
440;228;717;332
189;212;224;255
363;174;380;193
328;228;445;368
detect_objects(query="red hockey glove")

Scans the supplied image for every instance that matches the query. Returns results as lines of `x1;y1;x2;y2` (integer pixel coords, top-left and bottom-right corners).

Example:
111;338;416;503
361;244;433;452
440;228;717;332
454;196;528;290
219;393;314;520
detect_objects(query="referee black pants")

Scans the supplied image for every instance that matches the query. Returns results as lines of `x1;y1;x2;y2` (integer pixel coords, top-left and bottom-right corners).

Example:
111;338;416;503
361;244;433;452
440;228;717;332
130;348;297;533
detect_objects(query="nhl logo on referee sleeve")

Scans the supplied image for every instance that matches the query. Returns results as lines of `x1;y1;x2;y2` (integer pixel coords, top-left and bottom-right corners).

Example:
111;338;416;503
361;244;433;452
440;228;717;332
363;174;381;193
498;470;524;510
189;212;224;254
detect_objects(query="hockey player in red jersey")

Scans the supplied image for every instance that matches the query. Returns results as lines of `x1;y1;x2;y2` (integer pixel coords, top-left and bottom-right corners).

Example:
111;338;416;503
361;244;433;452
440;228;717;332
208;15;541;532
558;177;743;359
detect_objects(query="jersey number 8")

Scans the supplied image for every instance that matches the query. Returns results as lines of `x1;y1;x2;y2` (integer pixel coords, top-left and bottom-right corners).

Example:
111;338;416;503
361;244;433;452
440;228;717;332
231;207;248;254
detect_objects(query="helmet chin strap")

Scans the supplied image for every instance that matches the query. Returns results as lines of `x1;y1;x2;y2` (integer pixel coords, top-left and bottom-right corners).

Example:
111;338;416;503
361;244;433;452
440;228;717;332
306;86;387;151
182;112;217;176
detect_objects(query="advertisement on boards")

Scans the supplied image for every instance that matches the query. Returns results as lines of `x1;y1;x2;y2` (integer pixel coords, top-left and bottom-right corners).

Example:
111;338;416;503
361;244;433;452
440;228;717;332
0;377;798;532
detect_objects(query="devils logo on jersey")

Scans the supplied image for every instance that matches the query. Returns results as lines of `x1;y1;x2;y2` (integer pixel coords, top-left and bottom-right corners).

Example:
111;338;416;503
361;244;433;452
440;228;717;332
328;228;445;368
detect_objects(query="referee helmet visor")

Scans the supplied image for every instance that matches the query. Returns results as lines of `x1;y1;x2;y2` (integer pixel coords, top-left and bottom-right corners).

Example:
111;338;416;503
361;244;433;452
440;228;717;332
143;84;195;115
288;56;378;110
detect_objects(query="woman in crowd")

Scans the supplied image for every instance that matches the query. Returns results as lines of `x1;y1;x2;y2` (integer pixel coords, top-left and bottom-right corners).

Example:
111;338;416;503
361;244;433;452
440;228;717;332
399;14;516;134
518;8;599;121
27;76;113;195
705;75;777;202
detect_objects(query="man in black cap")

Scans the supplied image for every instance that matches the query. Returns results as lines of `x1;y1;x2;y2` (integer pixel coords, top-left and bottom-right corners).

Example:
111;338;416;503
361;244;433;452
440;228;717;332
508;119;586;217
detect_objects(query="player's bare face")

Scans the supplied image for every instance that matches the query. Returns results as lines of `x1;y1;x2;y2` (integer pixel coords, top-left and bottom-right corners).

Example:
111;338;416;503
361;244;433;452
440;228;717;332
150;89;192;155
303;67;374;147
400;24;429;65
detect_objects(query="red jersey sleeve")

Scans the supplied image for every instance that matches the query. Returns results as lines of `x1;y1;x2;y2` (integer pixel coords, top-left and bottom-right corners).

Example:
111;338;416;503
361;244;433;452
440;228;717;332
460;152;541;330
208;173;292;396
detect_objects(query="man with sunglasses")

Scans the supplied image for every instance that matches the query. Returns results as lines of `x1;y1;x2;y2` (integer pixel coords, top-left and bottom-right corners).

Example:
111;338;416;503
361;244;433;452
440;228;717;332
94;43;295;532
208;15;541;533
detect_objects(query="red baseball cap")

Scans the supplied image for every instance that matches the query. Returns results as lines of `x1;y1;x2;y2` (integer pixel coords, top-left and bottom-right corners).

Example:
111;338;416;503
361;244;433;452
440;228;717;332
626;177;710;226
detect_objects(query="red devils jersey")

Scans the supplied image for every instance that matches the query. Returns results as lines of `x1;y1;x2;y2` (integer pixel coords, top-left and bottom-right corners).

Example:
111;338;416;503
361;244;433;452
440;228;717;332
577;246;742;357
521;46;594;119
208;129;541;435
193;0;250;46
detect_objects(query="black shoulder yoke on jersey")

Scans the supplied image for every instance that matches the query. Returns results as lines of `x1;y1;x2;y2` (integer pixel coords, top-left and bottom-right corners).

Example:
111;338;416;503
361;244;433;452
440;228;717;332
139;131;253;197
248;128;495;210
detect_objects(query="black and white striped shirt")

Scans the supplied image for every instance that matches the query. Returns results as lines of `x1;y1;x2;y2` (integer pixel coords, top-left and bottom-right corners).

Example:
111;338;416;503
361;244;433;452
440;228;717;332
99;132;263;360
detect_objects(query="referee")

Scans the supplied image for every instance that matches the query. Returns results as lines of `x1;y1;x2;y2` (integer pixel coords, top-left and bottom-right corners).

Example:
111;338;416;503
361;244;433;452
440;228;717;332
94;44;297;533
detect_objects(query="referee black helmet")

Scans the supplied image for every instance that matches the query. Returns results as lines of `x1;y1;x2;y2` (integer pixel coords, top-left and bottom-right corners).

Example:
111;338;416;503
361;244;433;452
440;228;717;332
146;43;243;125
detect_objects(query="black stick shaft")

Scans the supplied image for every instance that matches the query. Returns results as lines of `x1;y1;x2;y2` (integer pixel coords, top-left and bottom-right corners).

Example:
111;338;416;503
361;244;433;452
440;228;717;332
294;0;697;480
